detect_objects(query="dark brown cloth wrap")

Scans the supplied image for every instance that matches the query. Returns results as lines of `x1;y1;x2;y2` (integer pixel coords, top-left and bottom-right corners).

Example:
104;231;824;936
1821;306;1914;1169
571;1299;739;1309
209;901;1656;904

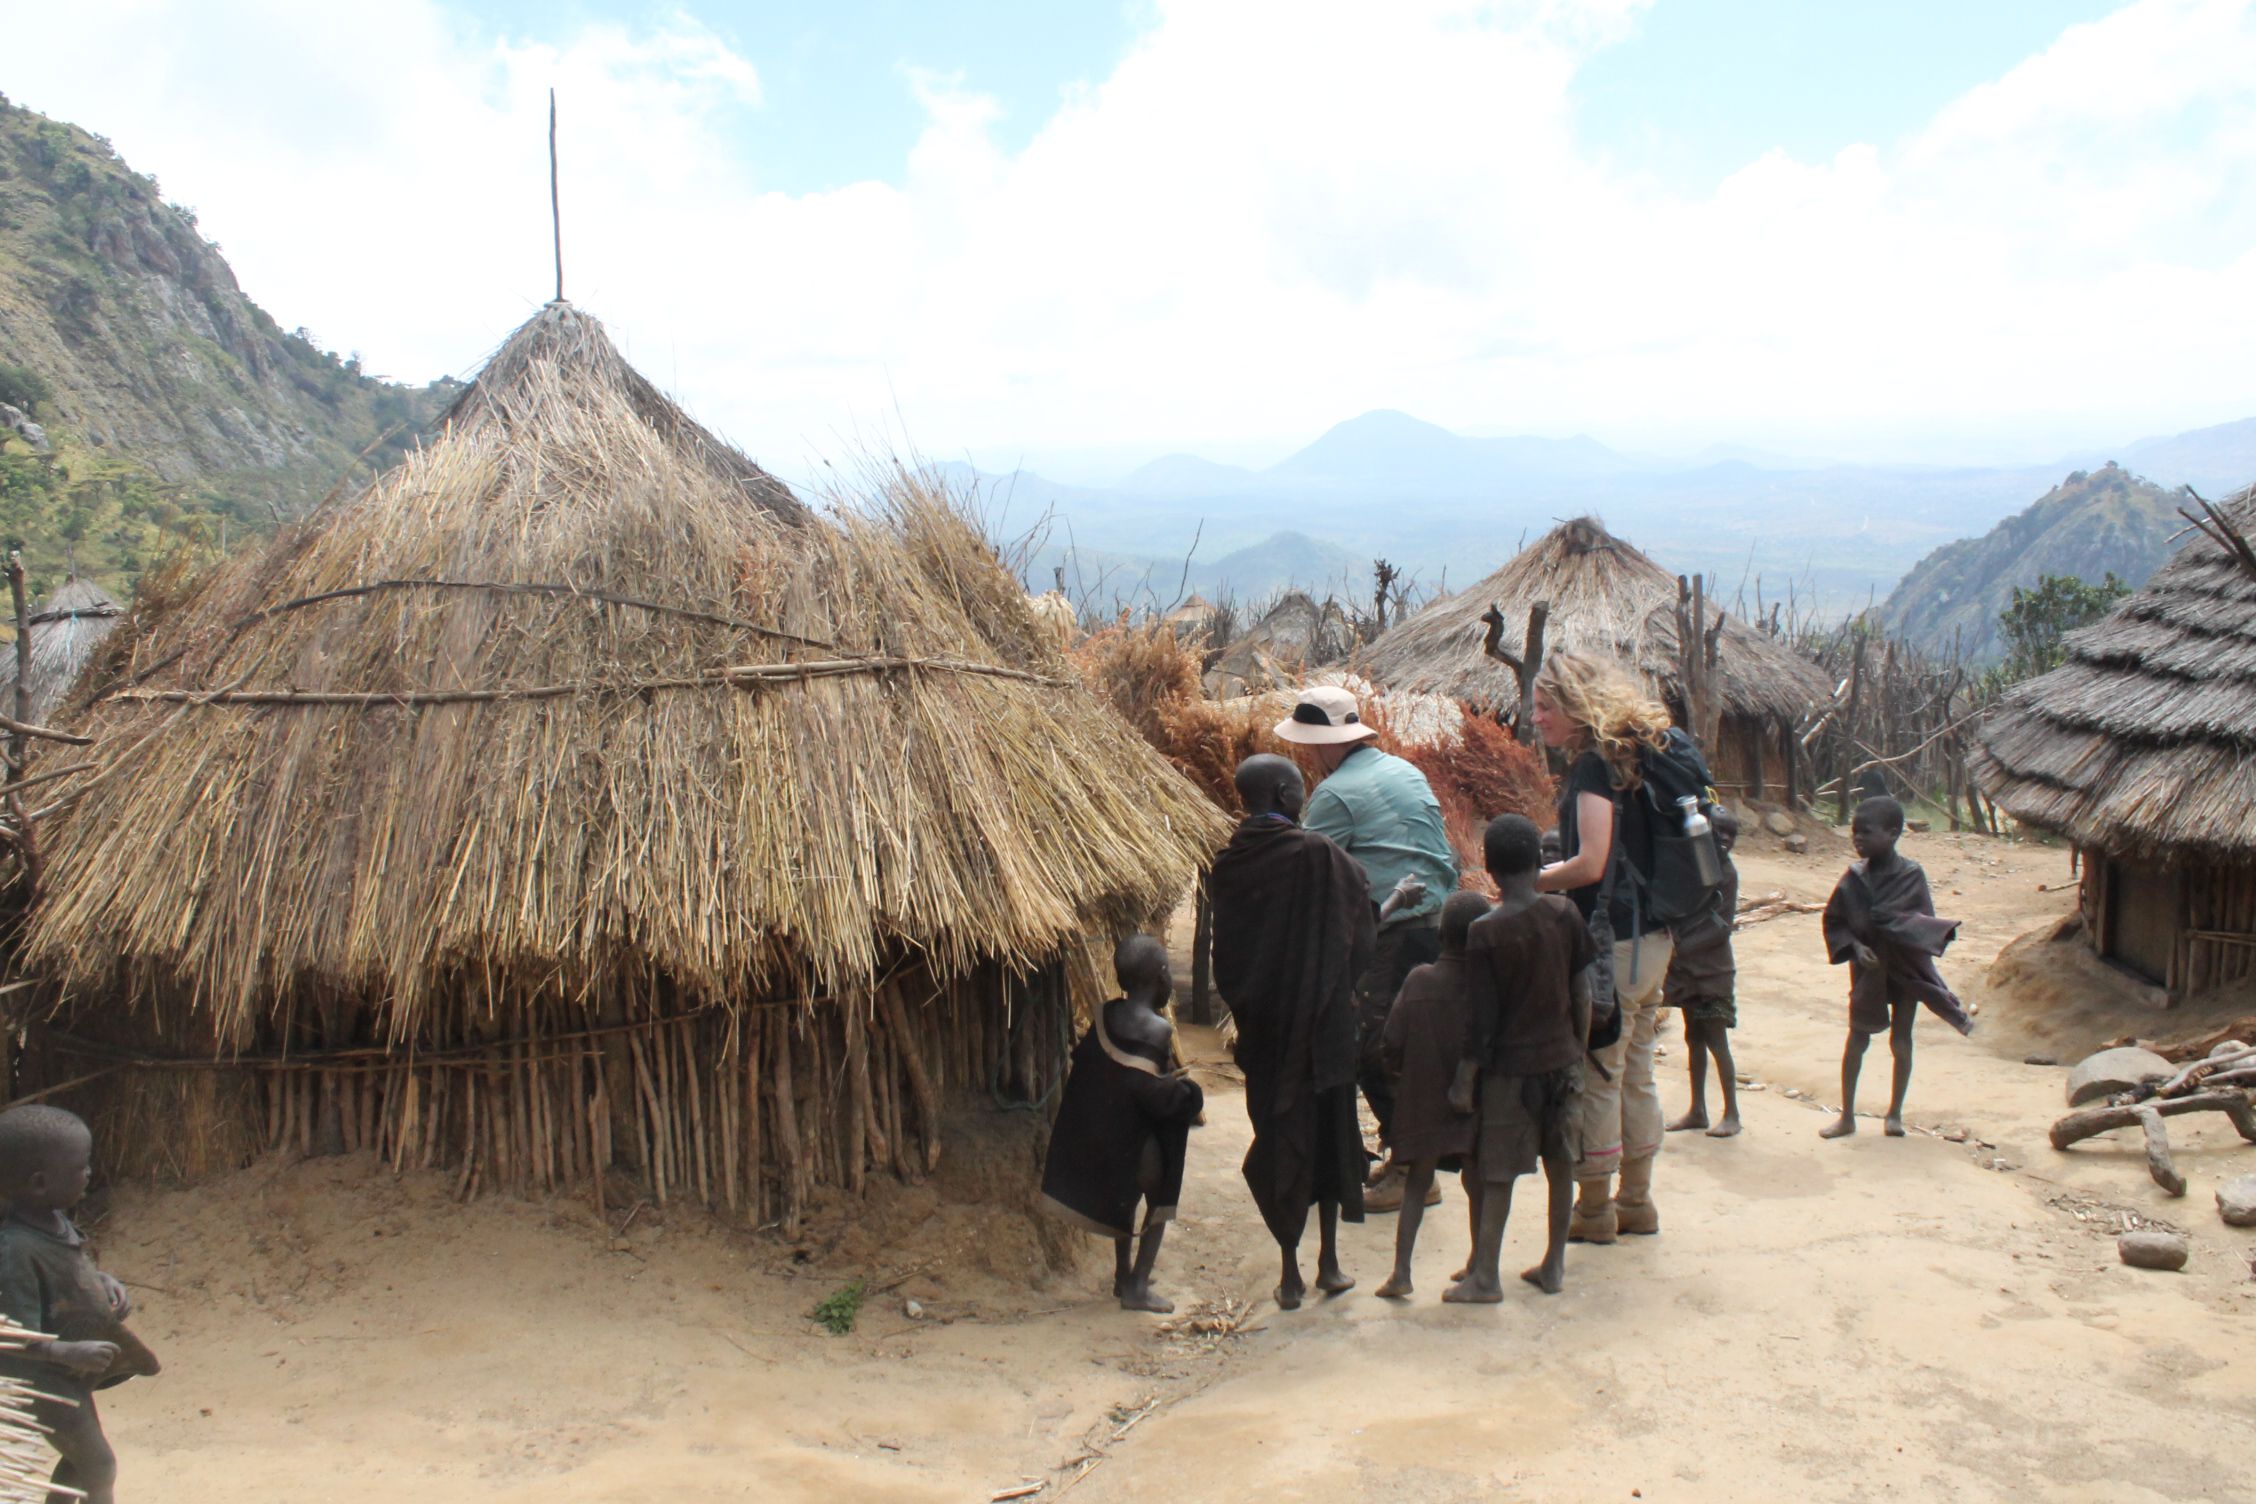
1822;857;1974;1036
1380;955;1476;1165
1210;815;1375;1244
1040;1003;1204;1240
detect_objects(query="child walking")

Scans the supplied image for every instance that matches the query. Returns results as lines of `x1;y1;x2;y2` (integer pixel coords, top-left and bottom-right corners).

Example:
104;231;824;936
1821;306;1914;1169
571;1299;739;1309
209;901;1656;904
1374;891;1490;1299
1819;796;1975;1139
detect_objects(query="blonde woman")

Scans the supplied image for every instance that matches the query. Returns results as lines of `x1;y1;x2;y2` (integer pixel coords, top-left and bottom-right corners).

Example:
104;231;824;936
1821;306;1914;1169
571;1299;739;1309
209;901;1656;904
1531;651;1677;1244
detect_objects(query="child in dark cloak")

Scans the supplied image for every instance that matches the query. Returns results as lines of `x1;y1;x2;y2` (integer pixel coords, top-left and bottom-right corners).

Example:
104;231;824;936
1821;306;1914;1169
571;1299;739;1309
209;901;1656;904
1446;815;1595;1301
0;1104;161;1504
1041;935;1205;1312
1818;796;1975;1140
1664;806;1744;1138
1374;890;1490;1299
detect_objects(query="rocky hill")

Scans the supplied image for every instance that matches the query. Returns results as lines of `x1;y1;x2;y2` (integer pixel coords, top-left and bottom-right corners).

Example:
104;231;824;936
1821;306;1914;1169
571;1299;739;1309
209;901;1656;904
0;94;451;597
1879;462;2187;661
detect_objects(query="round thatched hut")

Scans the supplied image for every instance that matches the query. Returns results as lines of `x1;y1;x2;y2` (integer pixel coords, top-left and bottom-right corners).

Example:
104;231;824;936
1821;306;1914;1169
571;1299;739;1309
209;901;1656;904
1360;517;1829;795
19;303;1228;1221
1972;487;2256;997
23;573;121;723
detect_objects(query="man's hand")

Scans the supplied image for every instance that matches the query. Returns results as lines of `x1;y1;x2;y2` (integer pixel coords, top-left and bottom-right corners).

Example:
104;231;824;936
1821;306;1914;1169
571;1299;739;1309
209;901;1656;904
98;1272;132;1319
1380;875;1428;919
1853;942;1879;969
45;1340;118;1378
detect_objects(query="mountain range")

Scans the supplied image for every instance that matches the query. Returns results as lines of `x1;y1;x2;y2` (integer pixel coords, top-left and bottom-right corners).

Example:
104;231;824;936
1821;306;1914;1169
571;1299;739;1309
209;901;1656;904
964;408;2256;620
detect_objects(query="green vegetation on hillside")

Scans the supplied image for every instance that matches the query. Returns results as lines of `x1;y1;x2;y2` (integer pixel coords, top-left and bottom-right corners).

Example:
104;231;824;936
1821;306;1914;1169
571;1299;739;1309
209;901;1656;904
1880;462;2184;663
1991;571;2129;687
0;93;454;599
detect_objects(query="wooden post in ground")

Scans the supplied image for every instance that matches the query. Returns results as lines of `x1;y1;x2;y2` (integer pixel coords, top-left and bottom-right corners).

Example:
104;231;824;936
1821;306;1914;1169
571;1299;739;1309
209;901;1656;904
1834;633;1867;826
1188;875;1216;1026
1479;600;1551;746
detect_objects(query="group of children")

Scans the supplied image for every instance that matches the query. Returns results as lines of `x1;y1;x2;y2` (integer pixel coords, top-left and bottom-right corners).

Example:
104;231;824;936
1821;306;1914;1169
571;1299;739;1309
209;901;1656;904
1045;790;1975;1313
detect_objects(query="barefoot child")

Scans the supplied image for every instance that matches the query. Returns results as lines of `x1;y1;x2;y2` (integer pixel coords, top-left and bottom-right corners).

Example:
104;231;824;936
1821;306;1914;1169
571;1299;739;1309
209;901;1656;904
1374;891;1490;1299
0;1105;161;1504
1818;796;1975;1140
1041;936;1206;1312
1665;807;1744;1138
1446;816;1595;1301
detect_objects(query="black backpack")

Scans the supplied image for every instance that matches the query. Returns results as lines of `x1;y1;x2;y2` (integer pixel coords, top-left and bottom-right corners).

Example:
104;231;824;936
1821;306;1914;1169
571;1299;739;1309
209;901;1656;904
1629;728;1725;929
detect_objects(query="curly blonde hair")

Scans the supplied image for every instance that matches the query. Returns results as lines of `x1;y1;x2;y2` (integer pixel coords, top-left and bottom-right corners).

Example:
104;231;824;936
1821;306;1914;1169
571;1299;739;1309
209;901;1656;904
1533;650;1672;789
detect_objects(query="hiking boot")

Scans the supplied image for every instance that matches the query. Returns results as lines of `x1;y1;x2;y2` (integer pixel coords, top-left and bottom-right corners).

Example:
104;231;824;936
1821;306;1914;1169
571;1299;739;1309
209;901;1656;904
1613;1154;1659;1236
1568;1175;1617;1243
1360;1164;1443;1214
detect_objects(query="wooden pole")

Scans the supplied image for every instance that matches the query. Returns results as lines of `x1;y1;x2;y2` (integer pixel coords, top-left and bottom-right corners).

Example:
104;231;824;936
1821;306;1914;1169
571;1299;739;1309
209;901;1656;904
1189;875;1215;1026
1834;633;1867;826
1479;600;1550;745
549;89;564;303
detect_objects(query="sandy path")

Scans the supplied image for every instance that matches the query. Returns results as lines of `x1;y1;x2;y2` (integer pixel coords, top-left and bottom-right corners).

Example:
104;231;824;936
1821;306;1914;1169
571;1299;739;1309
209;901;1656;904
85;830;2256;1501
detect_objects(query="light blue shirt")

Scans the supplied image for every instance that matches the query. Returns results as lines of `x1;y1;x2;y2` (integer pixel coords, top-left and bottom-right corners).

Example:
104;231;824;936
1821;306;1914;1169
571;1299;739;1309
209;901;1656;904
1302;745;1457;927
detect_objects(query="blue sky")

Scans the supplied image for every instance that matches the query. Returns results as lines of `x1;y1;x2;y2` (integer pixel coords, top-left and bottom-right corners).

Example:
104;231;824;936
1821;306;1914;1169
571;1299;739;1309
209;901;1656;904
12;1;2256;476
436;1;2126;195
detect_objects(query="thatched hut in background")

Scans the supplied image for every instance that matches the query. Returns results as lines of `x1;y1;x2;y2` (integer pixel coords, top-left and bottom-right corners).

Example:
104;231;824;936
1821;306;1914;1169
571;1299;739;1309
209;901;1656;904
1972;488;2256;998
18;302;1227;1221
1361;517;1829;796
1204;590;1357;698
23;574;121;723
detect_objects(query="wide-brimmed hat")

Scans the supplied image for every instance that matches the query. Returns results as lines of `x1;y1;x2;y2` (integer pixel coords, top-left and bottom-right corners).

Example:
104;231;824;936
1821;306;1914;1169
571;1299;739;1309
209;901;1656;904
1273;685;1379;746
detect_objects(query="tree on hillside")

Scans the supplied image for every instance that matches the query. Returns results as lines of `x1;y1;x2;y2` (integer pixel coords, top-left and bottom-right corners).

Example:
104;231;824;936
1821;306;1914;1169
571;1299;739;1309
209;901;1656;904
1994;571;2130;685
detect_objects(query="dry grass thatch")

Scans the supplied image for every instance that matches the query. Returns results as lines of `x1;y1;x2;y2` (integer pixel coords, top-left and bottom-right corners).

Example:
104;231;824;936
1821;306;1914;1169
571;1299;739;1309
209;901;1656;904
1972;486;2256;861
1360;516;1829;724
25;299;1227;1050
23;573;121;723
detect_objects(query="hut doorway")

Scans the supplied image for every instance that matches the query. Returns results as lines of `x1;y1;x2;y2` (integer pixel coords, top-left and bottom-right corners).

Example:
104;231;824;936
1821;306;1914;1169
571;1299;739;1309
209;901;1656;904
2102;858;2178;988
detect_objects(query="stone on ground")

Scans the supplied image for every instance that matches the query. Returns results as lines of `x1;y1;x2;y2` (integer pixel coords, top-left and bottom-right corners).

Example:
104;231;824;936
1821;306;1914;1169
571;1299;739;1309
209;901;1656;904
1762;810;1797;837
2117;1230;2189;1271
2217;1175;2256;1228
1783;833;1809;854
2066;1047;2173;1107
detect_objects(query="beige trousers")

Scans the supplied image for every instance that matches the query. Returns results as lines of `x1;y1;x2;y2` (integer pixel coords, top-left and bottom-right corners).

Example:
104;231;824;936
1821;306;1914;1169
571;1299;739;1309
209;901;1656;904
1574;930;1675;1182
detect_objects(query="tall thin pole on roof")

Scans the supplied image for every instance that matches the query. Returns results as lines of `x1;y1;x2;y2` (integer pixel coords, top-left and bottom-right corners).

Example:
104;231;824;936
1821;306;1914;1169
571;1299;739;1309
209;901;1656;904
549;88;564;303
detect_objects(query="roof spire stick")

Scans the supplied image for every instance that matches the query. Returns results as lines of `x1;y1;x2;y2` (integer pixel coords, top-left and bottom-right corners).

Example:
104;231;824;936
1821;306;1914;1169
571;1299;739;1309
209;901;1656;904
549;88;564;303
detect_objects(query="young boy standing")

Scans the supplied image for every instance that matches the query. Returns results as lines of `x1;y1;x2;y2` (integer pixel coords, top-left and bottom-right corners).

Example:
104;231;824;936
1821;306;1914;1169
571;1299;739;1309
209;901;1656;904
1818;796;1975;1140
1665;807;1744;1138
1040;935;1206;1312
0;1104;161;1504
1374;891;1490;1300
1447;816;1595;1301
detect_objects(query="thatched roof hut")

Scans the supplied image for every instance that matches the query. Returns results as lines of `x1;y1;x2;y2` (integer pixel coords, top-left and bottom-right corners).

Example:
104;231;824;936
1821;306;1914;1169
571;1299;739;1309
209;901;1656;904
23;573;121;723
1972;487;2256;996
1204;590;1357;698
1361;517;1829;793
21;302;1226;1216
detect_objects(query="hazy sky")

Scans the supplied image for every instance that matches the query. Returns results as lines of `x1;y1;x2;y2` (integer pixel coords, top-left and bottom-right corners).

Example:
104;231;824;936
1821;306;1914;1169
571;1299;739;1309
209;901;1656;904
14;1;2255;481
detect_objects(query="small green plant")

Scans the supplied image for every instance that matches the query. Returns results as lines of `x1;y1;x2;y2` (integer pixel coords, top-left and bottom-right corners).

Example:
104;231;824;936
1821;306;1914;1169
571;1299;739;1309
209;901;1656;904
811;1279;866;1337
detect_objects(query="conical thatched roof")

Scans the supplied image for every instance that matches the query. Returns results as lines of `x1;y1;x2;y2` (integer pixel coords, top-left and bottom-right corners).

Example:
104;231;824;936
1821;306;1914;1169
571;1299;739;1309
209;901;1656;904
1361;517;1828;722
1971;487;2256;862
23;573;121;722
27;302;1227;1040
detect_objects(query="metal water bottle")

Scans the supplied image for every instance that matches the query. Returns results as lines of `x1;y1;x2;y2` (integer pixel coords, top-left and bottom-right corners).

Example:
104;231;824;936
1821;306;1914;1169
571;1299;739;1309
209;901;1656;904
1679;795;1724;887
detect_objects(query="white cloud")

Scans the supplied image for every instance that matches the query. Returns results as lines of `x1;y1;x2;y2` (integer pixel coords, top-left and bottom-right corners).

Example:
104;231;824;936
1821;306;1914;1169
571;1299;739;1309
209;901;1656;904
14;0;2256;472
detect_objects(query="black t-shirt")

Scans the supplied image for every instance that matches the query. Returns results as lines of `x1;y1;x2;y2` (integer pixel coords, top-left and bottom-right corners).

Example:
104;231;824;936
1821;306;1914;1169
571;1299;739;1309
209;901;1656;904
1557;748;1656;933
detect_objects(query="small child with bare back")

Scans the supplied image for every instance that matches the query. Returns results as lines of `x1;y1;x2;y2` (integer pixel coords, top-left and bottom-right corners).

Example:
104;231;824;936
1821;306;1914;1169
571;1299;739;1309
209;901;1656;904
0;1104;161;1504
1373;890;1490;1300
1446;815;1595;1300
1818;796;1975;1140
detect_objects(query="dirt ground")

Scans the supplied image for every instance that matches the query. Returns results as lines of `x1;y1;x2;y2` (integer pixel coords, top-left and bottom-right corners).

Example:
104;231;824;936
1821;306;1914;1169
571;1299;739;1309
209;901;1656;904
81;827;2256;1502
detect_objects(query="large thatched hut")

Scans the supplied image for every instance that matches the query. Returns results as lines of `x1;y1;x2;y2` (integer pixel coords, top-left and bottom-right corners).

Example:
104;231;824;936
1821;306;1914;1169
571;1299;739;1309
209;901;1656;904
18;302;1227;1219
23;573;121;723
1361;517;1829;794
1971;488;2256;997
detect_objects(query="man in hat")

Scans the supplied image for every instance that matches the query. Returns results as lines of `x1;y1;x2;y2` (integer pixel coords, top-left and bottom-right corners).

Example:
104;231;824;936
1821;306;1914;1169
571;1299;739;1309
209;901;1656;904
1273;685;1458;1211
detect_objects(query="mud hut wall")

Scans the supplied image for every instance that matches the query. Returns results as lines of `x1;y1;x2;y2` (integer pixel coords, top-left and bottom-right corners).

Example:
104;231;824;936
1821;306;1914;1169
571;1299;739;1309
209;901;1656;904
47;957;1078;1219
2078;853;2256;997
